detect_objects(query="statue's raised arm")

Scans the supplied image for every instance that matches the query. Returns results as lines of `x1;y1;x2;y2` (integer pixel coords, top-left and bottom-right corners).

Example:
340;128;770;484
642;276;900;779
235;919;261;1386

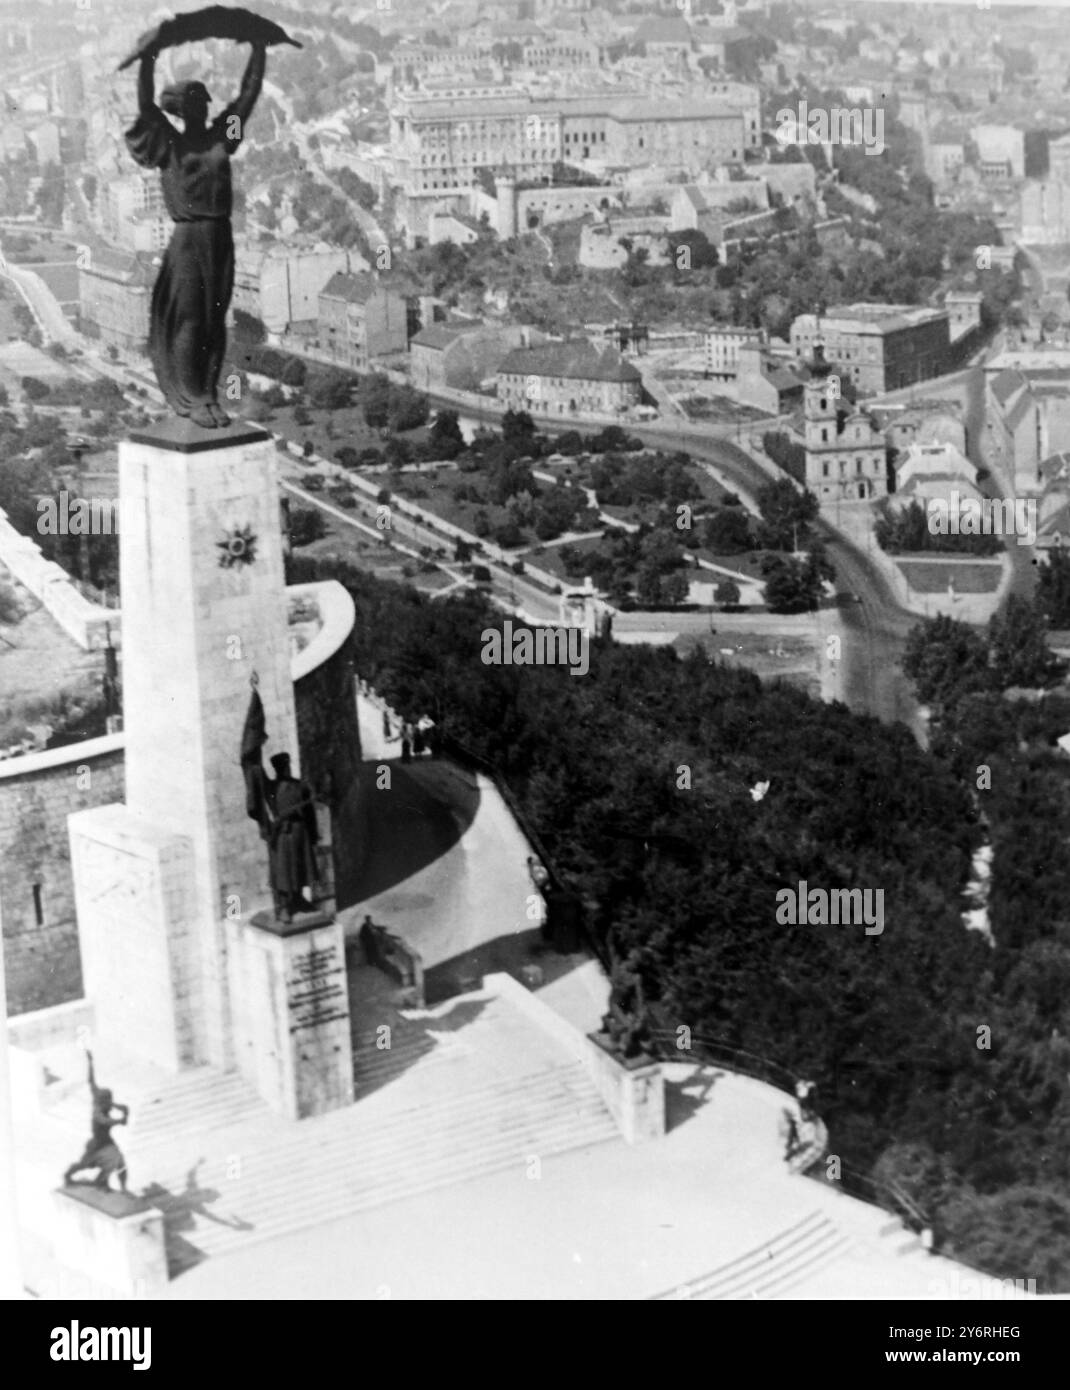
216;41;266;150
119;10;297;431
136;48;159;117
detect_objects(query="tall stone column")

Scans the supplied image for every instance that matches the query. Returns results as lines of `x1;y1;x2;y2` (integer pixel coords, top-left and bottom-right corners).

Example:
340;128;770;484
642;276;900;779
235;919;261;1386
71;422;295;1071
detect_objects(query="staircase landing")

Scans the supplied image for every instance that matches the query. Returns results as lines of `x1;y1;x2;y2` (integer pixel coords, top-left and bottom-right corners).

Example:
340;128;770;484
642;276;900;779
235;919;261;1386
14;984;620;1282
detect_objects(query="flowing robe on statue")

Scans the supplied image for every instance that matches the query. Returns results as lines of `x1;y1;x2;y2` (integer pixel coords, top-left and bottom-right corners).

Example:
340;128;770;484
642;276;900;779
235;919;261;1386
124;104;242;416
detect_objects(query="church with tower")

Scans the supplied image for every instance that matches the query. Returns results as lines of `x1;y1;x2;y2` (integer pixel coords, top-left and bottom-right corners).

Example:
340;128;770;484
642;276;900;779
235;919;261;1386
802;345;888;504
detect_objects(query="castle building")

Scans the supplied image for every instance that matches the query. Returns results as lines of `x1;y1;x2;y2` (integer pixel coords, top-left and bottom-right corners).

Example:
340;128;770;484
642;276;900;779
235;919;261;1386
389;90;746;199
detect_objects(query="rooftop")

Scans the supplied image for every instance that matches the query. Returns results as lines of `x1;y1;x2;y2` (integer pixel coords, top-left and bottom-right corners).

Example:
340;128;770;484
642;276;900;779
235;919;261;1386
395;91;734;123
796;303;949;334
498;339;642;383
990;367;1029;407
411;324;468;350
986;349;1070;375
321;272;382;305
1005;393;1037;432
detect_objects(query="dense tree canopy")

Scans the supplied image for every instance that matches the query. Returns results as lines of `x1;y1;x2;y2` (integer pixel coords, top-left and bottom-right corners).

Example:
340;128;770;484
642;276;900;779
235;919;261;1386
285;557;1070;1286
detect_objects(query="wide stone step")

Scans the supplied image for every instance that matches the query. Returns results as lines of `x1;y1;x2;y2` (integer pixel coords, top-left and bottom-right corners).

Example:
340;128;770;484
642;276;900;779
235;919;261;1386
127;1062;618;1263
184;1110;618;1258
652;1210;854;1301
134;1063;610;1194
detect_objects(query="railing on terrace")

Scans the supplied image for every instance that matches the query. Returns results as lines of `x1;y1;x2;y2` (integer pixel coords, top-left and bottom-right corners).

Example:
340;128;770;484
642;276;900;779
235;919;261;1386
644;1024;931;1239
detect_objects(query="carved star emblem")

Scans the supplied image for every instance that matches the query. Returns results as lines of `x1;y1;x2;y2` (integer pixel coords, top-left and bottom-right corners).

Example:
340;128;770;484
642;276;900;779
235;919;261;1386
217;524;258;569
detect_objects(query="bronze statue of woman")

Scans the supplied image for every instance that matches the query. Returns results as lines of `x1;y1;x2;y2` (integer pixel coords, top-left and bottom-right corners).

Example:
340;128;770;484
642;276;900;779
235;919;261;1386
125;41;266;428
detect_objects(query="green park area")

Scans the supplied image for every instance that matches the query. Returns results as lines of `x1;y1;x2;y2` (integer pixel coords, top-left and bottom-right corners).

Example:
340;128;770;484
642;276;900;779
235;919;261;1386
897;559;1003;594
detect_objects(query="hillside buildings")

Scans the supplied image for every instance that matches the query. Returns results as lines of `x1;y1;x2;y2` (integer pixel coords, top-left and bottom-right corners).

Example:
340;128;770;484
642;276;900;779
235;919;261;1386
390;88;749;241
790;305;952;395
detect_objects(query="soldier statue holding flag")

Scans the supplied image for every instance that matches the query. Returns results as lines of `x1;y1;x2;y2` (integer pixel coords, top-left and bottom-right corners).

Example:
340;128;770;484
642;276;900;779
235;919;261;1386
240;674;320;923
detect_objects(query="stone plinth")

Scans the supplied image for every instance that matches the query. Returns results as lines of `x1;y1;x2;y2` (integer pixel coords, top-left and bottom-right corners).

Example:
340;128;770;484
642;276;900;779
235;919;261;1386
227;909;353;1120
69;805;196;1070
52;1185;167;1298
101;421;296;1069
587;1034;665;1144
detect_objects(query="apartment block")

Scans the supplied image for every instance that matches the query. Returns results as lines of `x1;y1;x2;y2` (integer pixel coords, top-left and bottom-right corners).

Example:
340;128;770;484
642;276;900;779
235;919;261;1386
77;249;153;351
316;273;409;371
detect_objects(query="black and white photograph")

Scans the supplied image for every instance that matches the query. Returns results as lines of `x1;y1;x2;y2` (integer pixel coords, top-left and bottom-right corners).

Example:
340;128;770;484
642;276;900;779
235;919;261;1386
0;0;1067;1336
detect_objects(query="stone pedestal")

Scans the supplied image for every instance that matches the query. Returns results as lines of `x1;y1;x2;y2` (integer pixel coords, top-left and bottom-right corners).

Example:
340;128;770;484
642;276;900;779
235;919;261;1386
587;1035;666;1145
68;806;196;1070
52;1186;167;1299
70;422;297;1071
227;909;353;1120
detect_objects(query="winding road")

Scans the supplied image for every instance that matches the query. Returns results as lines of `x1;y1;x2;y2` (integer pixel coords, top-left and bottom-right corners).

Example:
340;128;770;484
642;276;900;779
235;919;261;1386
0;238;942;734
421;383;926;730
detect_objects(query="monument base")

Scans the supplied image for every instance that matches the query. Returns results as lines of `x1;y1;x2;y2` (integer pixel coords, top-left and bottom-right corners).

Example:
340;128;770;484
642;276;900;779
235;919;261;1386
227;908;353;1120
68;804;198;1073
588;1033;665;1143
52;1185;167;1299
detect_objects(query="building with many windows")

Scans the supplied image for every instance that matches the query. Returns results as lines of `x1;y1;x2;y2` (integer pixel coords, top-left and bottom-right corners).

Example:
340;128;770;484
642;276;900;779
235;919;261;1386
233;245;358;337
790;304;951;395
496;339;643;416
77;249;153;352
315;273;409;371
101;172;167;253
389;90;747;202
705;325;762;381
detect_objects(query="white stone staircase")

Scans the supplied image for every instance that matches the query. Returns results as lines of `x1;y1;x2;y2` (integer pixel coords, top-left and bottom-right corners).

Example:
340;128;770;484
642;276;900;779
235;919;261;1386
651;1210;855;1300
35;990;620;1274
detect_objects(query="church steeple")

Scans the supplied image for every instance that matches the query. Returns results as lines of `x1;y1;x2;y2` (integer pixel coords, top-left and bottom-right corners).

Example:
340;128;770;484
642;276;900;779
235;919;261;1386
806;339;833;380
